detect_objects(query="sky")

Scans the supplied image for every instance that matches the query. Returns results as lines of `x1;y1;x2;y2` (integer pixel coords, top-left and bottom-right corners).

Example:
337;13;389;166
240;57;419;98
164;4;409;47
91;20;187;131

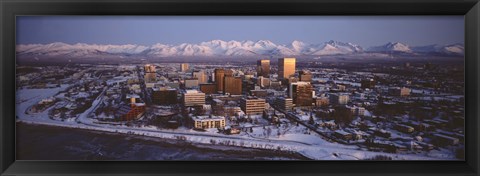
16;16;464;48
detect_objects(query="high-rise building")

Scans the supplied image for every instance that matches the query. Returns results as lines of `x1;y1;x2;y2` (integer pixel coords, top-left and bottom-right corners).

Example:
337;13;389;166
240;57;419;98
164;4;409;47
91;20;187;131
299;70;312;83
278;58;296;79
223;76;242;95
199;83;217;94
215;68;225;93
288;81;314;106
180;63;189;72
144;64;157;83
182;90;205;107
256;59;270;77
144;64;156;73
193;70;208;84
152;87;178;105
225;69;234;77
240;97;266;115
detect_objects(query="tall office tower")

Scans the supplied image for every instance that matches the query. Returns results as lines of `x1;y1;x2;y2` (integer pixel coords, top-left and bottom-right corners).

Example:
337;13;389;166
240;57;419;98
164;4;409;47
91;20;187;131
144;64;156;73
299;70;312;83
144;64;157;83
224;69;234;77
223;76;242;95
193;70;208;84
180;63;189;72
278;58;296;79
288;81;314;106
256;59;270;77
215;68;225;93
240;97;266;115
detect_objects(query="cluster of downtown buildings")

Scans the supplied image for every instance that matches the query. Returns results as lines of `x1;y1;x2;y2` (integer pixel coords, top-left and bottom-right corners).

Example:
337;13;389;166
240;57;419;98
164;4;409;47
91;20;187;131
145;58;319;130
16;56;465;157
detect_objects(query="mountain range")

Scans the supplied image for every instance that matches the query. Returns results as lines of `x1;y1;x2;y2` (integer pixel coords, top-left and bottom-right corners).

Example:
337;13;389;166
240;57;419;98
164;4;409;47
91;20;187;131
16;40;464;58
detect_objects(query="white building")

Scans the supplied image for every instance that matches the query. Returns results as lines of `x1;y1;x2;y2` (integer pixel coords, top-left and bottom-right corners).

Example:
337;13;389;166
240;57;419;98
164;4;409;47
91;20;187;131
192;115;226;129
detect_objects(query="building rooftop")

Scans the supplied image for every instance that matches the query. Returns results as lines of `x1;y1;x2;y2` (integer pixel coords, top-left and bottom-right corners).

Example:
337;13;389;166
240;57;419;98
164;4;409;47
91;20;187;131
184;89;203;94
126;94;140;98
193;115;225;121
152;87;176;91
244;96;265;100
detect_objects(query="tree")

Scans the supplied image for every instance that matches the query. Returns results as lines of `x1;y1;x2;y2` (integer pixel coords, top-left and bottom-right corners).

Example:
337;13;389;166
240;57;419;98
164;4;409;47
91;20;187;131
308;114;315;125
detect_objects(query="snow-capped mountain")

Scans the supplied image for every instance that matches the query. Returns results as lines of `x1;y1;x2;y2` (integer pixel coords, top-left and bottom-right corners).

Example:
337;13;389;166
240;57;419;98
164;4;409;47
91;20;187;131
367;42;412;53
16;40;464;58
439;44;464;55
16;42;149;57
369;42;464;55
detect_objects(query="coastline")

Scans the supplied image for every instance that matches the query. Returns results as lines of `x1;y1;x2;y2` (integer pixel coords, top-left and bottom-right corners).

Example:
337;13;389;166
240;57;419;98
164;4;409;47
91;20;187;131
16;121;310;160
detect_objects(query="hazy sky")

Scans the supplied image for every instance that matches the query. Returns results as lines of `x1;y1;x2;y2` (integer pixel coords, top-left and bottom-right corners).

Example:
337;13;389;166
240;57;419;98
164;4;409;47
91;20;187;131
16;16;464;47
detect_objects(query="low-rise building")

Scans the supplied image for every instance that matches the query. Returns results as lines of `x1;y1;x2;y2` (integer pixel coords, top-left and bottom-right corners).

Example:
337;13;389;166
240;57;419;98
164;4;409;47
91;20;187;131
389;87;411;96
329;93;350;105
199;83;217;94
152;87;177;105
182;90;205;107
116;103;146;121
361;79;376;89
184;78;199;89
314;96;329;107
346;105;366;116
240;97;266;115
192;115;226;129
274;97;294;111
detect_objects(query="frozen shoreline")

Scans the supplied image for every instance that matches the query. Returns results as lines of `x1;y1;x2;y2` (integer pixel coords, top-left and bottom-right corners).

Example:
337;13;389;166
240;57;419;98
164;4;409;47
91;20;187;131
16;86;457;160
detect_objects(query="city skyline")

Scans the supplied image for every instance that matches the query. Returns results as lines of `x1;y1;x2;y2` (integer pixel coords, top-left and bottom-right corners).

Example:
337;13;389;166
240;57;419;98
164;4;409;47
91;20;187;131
17;16;463;47
16;57;465;160
15;16;465;161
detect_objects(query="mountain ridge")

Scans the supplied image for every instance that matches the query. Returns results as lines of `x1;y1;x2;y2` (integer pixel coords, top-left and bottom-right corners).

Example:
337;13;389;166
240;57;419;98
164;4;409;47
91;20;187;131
16;40;465;58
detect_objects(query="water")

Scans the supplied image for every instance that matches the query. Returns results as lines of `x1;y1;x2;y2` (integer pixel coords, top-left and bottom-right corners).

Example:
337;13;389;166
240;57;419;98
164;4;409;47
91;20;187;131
16;122;308;160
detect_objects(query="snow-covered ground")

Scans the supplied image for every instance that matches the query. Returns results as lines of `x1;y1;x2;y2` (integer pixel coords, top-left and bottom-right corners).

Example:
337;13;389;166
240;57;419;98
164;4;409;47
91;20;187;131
16;87;457;160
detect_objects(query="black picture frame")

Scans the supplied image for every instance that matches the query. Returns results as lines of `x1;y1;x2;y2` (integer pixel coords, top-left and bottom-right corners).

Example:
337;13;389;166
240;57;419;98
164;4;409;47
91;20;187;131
1;0;479;175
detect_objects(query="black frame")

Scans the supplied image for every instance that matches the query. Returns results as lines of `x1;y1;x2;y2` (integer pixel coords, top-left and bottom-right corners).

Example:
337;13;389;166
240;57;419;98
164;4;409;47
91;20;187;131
1;0;479;175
